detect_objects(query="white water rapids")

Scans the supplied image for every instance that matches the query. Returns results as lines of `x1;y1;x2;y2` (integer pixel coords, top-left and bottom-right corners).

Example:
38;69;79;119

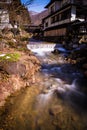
27;40;87;109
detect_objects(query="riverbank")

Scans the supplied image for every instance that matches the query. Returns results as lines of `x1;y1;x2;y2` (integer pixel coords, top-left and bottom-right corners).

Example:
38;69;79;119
0;39;87;130
0;29;40;107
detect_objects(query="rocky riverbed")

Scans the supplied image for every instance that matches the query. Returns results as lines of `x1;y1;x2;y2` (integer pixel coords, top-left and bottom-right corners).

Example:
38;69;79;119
0;38;87;130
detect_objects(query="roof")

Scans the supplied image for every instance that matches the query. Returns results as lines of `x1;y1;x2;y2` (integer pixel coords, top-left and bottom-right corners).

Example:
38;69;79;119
45;0;61;8
43;3;87;21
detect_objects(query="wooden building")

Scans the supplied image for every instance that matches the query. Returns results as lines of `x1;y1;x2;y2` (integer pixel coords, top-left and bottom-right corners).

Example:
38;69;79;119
43;0;87;42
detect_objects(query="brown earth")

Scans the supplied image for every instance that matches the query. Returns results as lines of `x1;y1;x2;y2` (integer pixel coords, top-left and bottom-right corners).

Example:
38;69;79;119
0;29;40;107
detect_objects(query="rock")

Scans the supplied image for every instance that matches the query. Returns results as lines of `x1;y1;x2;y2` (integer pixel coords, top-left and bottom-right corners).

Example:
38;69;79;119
72;44;78;49
49;105;63;116
0;51;40;106
1;62;26;77
52;49;60;55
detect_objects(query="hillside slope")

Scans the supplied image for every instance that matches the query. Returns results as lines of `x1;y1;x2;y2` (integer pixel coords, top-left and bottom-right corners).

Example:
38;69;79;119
30;10;48;25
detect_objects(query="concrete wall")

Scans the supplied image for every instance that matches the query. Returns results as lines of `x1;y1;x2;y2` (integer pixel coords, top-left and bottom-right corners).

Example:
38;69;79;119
71;6;76;21
0;10;9;23
0;10;12;29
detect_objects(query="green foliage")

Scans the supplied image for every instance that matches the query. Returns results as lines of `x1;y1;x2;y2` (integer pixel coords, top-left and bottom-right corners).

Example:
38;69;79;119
0;53;21;62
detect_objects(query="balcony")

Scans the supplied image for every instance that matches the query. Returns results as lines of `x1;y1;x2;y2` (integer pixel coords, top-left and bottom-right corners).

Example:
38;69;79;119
61;0;83;7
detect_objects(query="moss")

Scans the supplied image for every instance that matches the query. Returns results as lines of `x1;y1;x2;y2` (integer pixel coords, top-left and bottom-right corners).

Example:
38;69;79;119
0;53;21;62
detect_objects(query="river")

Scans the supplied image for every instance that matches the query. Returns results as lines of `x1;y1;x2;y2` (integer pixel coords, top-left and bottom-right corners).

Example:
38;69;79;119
0;40;87;130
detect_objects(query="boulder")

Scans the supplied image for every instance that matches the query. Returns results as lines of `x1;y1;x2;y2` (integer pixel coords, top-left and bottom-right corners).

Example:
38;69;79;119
2;62;26;77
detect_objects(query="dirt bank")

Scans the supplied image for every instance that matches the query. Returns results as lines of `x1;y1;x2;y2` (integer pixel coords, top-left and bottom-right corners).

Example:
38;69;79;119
0;29;41;107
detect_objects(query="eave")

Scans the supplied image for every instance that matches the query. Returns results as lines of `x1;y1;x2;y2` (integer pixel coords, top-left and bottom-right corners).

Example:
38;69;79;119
45;0;60;8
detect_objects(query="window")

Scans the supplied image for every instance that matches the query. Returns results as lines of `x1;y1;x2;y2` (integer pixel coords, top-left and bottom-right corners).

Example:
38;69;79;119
61;9;71;20
50;5;55;14
45;22;48;27
51;16;55;24
55;14;59;22
59;14;61;21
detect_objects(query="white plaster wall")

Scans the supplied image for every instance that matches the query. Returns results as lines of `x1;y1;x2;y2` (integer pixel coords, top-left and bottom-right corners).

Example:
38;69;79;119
71;6;76;21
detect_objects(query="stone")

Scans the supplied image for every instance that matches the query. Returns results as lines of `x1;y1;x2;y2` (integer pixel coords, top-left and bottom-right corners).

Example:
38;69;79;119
52;49;60;55
1;62;26;77
49;105;63;116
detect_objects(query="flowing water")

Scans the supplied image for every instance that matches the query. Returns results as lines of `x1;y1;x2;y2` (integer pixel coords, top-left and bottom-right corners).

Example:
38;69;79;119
0;40;87;130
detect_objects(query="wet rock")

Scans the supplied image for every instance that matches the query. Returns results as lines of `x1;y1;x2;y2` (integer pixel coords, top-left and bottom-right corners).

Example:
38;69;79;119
52;49;60;55
72;44;78;49
49;105;63;116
